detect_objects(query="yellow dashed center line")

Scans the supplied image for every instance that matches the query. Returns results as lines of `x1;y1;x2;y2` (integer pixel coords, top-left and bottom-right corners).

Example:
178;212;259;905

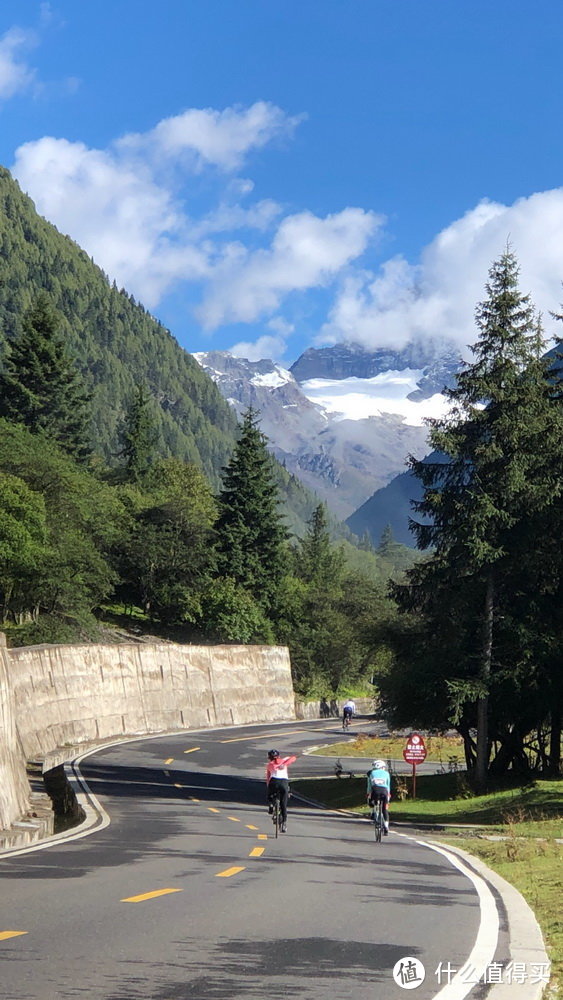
246;824;259;830
121;888;183;903
190;796;200;802
219;720;374;746
215;867;245;878
249;847;265;858
0;931;27;940
174;783;182;789
184;747;200;754
257;834;268;841
227;816;240;822
208;807;220;813
220;729;308;743
164;758;174;764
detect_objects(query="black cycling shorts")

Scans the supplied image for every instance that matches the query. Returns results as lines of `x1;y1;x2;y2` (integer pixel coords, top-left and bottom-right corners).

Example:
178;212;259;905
369;786;389;803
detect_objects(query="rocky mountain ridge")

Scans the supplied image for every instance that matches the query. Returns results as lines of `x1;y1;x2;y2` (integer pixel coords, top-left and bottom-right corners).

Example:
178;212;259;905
194;341;462;519
290;339;461;399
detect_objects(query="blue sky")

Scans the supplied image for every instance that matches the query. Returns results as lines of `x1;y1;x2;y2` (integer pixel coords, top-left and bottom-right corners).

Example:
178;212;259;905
2;1;563;364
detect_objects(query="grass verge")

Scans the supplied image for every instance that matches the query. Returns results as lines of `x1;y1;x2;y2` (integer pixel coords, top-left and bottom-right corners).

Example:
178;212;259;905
441;836;562;1000
313;732;465;764
297;771;563;833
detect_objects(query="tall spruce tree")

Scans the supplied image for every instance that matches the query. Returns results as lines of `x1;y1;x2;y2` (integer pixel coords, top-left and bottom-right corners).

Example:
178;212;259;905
407;247;563;789
298;503;344;586
119;383;158;483
0;293;91;461
215;408;287;610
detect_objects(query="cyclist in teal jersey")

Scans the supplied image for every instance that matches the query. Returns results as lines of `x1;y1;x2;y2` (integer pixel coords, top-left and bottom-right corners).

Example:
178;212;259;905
366;759;391;835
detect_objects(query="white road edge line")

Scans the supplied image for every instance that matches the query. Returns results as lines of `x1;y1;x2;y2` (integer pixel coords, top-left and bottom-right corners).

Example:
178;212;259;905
426;839;550;1000
0;746;111;859
402;834;498;1000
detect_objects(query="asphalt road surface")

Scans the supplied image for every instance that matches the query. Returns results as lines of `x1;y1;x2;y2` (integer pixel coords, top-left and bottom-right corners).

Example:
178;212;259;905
0;719;506;1000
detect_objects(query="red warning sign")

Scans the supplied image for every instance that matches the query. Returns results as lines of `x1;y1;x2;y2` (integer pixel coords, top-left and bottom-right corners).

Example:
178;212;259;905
403;733;427;765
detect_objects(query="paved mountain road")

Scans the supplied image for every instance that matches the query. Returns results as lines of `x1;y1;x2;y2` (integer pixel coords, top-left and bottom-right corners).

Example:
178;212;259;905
0;720;504;1000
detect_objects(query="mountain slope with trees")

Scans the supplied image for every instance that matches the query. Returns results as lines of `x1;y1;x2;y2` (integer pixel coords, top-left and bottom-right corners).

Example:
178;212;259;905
0;166;237;485
0;165;333;535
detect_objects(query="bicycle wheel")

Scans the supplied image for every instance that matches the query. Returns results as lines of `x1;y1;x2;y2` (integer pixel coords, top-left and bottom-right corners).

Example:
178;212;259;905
374;801;382;843
273;795;280;838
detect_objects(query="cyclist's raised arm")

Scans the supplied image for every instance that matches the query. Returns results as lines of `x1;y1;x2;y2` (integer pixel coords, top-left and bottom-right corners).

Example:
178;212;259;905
281;754;297;767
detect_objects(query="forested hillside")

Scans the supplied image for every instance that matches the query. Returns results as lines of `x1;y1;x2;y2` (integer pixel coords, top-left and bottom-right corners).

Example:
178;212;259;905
0;167;237;485
1;166;339;535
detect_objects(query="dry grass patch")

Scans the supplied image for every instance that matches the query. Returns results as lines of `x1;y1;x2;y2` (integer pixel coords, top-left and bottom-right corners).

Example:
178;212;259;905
313;732;465;765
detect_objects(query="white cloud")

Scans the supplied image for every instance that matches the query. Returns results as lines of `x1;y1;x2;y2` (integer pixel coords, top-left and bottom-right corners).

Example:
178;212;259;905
190;198;281;239
198;208;382;329
268;316;295;336
229;317;295;361
229;333;288;362
322;191;563;356
0;27;37;100
117;101;304;171
11;102;305;309
12;136;209;307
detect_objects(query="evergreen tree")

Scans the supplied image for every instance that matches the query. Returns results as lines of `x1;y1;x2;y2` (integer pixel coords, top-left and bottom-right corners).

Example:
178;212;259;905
215;408;287;610
117;458;217;623
0;420;122;630
358;530;375;553
299;503;344;586
407;247;563;788
0;293;91;461
119;383;158;482
198;577;274;644
279;504;384;694
0;472;47;621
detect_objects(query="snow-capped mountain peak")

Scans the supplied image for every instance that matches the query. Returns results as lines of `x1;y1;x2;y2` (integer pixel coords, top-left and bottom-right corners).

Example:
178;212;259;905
193;341;462;519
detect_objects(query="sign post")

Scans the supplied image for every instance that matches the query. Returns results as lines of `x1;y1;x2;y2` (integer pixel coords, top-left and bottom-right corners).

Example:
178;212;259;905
402;733;427;799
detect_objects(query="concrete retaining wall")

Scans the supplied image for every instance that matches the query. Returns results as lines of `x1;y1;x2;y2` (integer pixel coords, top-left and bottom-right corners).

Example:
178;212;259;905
0;638;294;831
0;637;33;830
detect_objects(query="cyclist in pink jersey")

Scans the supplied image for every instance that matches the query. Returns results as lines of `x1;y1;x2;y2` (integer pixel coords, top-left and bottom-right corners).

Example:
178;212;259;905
265;749;297;832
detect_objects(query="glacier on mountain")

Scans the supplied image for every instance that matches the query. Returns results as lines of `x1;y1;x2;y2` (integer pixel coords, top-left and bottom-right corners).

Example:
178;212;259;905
300;370;452;425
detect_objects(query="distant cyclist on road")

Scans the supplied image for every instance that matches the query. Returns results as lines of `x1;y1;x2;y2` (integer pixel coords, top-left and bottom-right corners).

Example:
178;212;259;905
266;749;297;833
367;759;391;835
342;698;356;726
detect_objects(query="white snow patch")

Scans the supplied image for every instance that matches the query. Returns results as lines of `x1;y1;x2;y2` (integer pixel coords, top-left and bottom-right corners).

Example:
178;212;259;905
192;354;222;379
300;370;452;426
250;367;293;389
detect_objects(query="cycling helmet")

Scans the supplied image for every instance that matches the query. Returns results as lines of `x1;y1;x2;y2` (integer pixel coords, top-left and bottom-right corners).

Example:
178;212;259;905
267;749;280;760
372;759;387;770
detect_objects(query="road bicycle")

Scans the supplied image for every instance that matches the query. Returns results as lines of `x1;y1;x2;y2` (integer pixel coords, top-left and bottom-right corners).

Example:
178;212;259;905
272;794;280;837
342;712;352;731
270;785;289;838
372;798;385;843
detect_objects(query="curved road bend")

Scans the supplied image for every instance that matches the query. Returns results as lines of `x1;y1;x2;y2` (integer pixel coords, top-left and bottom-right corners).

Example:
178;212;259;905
0;720;506;1000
